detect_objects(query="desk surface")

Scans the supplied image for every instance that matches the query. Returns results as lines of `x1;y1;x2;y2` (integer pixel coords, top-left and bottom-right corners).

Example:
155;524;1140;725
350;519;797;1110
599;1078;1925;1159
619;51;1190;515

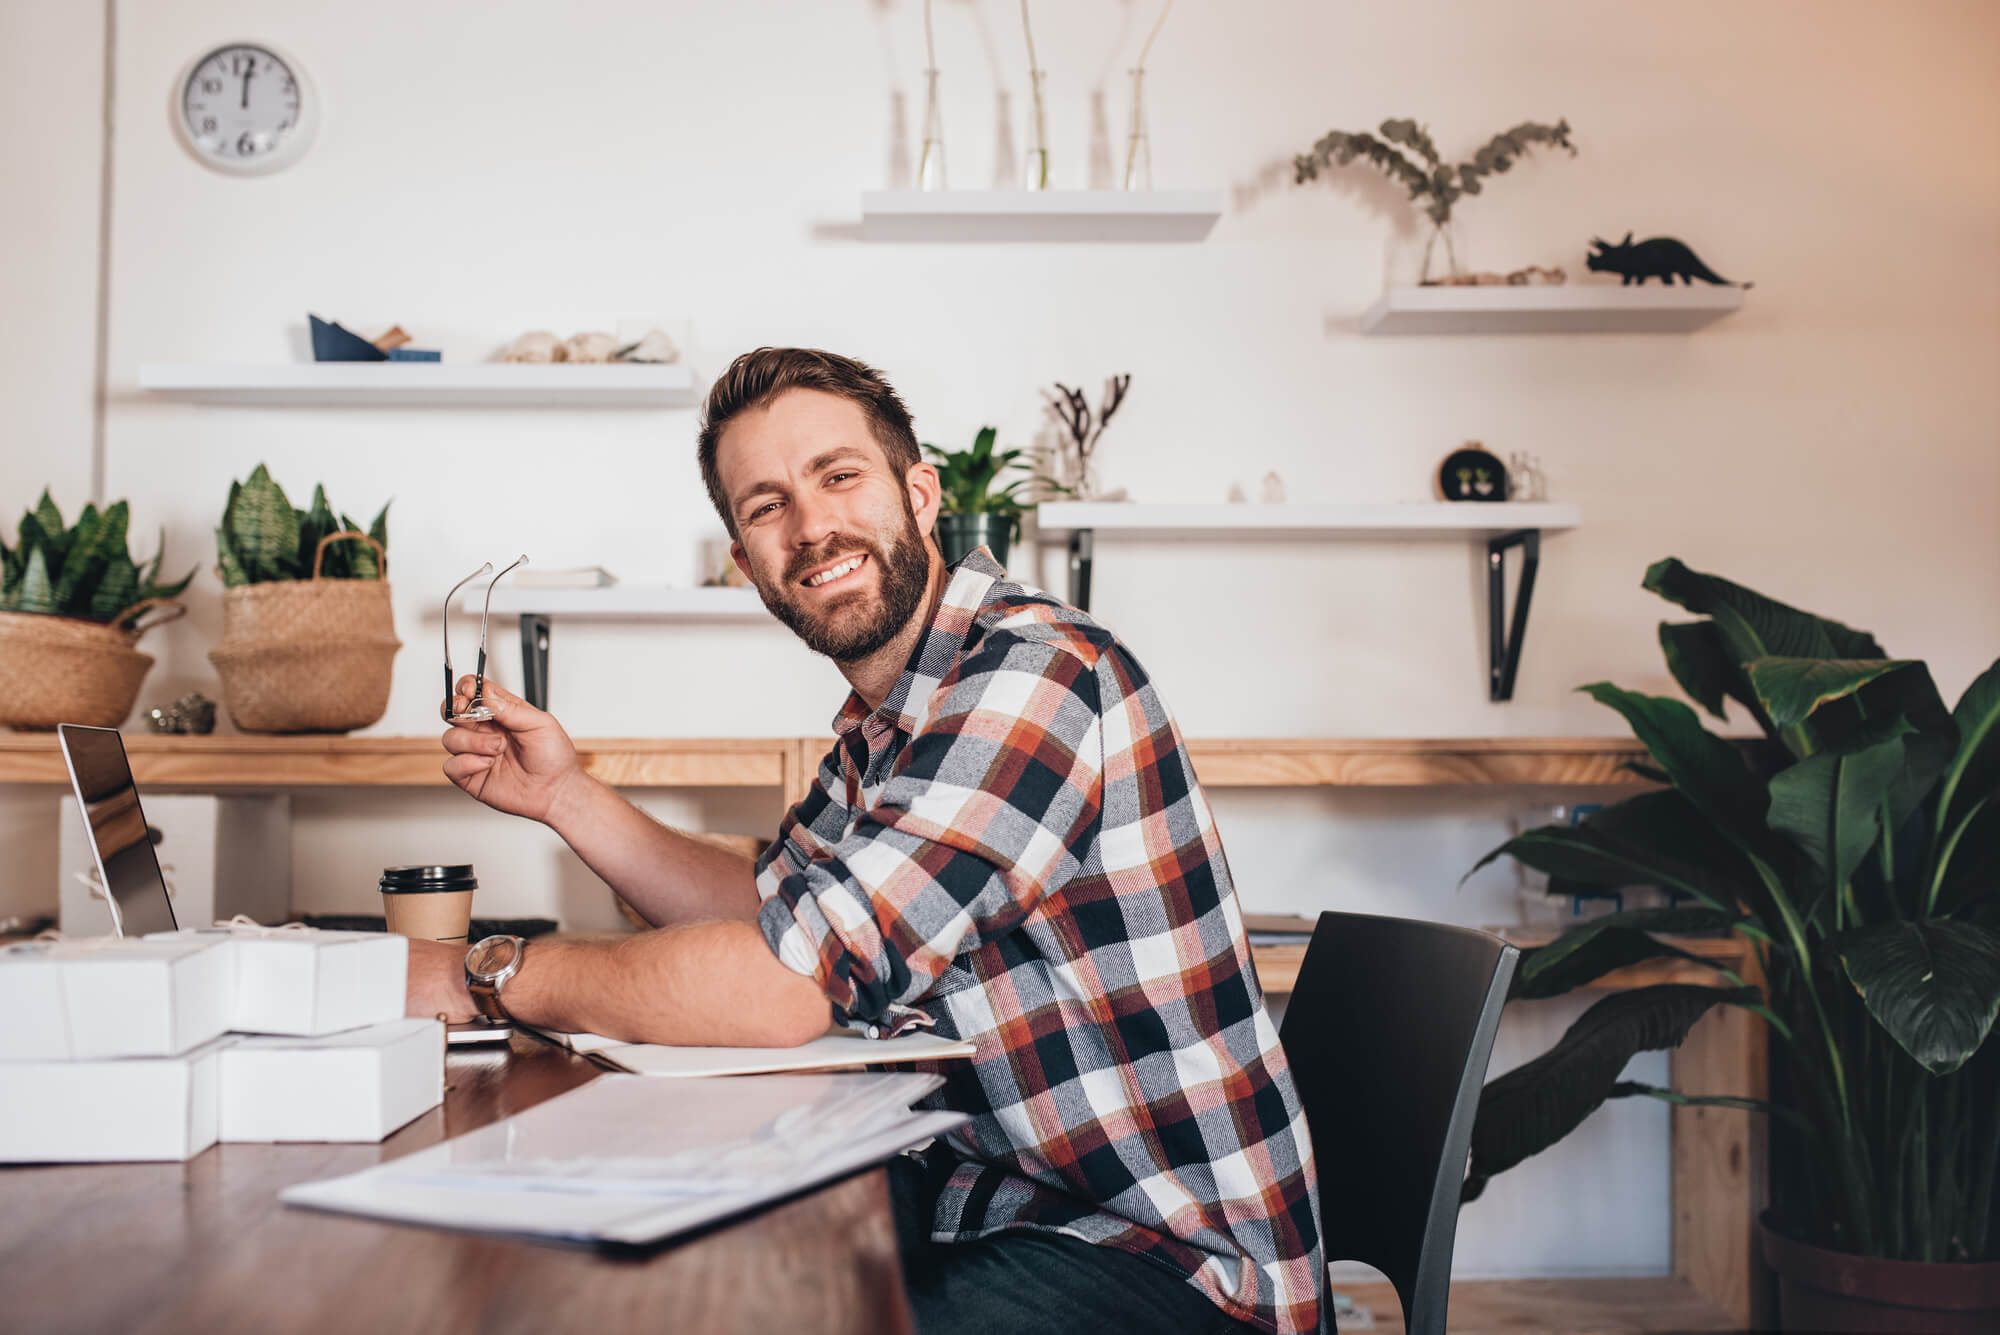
0;1035;913;1335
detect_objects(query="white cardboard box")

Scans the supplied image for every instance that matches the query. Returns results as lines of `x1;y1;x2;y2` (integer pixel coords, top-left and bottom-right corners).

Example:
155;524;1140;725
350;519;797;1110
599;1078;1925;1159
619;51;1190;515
0;1039;226;1162
151;927;408;1037
219;1019;443;1142
59;794;291;936
0;937;232;1061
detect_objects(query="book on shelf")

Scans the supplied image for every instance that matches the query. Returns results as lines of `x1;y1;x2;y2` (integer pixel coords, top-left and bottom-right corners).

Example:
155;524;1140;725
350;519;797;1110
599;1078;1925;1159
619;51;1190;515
1243;912;1317;946
511;566;618;589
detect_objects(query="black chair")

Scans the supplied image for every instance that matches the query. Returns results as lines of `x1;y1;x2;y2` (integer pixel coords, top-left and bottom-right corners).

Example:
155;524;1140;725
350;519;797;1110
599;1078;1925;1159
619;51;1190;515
1277;911;1518;1335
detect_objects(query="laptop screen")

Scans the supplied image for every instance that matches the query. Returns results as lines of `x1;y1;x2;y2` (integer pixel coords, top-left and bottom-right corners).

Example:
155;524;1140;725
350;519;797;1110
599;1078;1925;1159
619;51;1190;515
58;724;180;937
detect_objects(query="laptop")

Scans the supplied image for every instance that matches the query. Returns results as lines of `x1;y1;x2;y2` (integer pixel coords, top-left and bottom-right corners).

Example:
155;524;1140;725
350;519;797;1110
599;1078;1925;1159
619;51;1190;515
57;724;180;938
56;724;510;1044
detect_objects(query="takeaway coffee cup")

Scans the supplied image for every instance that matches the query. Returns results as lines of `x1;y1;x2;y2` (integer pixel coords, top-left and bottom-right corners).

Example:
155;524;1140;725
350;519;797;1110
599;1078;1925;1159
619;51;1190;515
380;864;477;943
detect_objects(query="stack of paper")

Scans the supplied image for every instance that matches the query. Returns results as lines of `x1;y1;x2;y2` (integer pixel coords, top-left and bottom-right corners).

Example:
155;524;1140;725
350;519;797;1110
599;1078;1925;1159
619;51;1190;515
541;1026;976;1077
283;1071;965;1246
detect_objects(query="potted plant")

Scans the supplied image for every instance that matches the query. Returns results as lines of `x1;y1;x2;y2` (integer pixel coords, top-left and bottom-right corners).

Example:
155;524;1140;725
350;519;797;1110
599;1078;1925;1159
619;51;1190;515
209;465;399;734
0;491;194;729
1462;558;1999;1331
922;427;1038;569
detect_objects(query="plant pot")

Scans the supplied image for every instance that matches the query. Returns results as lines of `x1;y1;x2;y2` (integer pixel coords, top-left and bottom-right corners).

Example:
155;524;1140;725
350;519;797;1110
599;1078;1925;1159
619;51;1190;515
1760;1215;2000;1332
934;513;1016;570
0;603;183;730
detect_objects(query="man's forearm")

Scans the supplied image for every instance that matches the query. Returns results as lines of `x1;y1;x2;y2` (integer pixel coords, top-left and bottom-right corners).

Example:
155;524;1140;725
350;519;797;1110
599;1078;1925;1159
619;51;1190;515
545;772;761;925
501;919;832;1047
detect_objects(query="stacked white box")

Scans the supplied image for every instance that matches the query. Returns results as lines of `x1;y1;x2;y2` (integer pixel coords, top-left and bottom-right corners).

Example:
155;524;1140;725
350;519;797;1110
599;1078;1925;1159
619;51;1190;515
219;1019;445;1142
0;937;232;1061
148;927;409;1036
0;1039;227;1163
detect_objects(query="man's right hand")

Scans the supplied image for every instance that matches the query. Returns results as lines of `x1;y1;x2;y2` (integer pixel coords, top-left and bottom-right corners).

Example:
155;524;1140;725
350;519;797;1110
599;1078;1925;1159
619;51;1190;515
440;676;586;824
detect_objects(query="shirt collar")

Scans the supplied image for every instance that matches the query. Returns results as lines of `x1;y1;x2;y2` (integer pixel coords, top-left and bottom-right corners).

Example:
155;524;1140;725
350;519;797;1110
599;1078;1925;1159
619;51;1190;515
830;547;1005;740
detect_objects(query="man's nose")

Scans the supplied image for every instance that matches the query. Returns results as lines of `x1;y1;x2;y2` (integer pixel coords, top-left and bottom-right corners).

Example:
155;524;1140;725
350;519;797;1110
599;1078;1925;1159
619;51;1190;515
786;488;840;549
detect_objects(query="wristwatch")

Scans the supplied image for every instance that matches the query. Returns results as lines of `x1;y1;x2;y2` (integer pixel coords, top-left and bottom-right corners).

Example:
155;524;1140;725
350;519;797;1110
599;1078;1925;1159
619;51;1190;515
464;934;528;1023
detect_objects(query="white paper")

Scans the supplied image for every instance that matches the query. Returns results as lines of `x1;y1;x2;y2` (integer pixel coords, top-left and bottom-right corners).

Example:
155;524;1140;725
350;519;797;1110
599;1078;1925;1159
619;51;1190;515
282;1072;965;1246
546;1027;976;1077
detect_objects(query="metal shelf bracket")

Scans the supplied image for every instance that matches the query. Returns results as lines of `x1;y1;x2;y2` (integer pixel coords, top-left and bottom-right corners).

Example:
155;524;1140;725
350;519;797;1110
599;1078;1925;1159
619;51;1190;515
1487;529;1541;702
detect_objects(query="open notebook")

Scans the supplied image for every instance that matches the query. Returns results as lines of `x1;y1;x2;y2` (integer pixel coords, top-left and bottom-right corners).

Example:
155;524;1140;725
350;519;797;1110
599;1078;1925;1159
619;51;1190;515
533;1026;976;1077
282;1071;965;1246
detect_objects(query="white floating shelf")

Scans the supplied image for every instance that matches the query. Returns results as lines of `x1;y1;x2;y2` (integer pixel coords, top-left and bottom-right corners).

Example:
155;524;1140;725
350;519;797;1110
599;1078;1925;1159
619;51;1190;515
860;190;1223;242
1034;502;1581;541
1358;285;1745;335
467;586;770;619
139;362;697;407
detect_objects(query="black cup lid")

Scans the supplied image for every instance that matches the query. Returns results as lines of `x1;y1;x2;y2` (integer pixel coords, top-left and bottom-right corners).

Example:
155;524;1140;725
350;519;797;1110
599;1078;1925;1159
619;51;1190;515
379;864;478;893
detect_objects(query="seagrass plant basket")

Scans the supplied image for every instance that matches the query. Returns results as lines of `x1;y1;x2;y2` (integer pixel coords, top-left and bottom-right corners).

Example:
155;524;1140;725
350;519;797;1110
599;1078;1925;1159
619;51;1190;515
0;599;185;730
209;531;401;733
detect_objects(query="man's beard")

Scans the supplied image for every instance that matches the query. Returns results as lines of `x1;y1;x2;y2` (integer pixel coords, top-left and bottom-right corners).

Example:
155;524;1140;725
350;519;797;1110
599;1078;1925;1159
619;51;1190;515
755;506;933;664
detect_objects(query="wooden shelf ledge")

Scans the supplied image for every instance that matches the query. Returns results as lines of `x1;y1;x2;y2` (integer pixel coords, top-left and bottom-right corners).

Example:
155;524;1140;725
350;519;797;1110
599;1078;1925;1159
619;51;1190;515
0;735;1653;795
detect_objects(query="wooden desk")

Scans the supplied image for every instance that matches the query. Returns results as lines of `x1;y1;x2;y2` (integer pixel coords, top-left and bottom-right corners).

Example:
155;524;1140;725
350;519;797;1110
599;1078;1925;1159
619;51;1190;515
0;1036;912;1335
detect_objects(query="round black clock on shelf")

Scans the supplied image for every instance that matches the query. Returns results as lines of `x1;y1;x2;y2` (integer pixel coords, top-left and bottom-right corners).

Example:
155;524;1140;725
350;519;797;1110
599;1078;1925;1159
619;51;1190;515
1438;443;1509;502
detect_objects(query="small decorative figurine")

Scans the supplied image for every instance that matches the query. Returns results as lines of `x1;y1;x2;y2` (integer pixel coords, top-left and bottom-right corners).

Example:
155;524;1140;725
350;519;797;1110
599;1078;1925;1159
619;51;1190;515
1260;471;1287;504
1585;234;1752;287
147;691;217;735
1438;443;1509;502
1507;451;1548;503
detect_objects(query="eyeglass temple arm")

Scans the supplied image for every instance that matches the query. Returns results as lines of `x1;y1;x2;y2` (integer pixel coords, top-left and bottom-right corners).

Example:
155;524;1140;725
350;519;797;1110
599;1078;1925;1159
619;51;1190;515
473;556;529;698
445;563;494;706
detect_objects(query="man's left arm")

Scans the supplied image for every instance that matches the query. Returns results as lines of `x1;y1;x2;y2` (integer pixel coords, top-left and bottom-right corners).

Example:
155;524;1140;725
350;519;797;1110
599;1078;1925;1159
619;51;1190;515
405;919;832;1047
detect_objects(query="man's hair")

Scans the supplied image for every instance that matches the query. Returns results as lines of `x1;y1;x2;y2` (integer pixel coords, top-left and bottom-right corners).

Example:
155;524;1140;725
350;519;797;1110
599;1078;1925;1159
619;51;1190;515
697;347;921;538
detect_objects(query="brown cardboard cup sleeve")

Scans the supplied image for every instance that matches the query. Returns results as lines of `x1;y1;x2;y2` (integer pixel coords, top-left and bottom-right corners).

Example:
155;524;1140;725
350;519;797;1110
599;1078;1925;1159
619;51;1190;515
379;864;476;944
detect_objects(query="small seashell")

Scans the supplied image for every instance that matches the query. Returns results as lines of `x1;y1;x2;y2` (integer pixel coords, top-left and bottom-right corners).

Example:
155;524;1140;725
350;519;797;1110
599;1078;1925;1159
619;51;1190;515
504;330;563;363
562;331;620;364
613;329;680;364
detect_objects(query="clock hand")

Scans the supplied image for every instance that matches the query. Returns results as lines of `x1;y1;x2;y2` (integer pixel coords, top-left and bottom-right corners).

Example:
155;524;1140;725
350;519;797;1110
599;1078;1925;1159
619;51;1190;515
241;63;254;109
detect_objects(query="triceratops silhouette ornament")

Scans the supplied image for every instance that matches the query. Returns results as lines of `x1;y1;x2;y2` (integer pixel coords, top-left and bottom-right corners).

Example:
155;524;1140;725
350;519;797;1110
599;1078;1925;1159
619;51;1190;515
1585;233;1752;287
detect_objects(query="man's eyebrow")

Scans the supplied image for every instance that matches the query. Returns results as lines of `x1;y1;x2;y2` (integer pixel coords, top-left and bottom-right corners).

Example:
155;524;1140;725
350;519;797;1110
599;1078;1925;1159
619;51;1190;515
731;448;874;513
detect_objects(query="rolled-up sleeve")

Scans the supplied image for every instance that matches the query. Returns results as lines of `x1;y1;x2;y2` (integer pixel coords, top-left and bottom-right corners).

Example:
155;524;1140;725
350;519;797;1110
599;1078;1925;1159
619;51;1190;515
756;634;1103;1029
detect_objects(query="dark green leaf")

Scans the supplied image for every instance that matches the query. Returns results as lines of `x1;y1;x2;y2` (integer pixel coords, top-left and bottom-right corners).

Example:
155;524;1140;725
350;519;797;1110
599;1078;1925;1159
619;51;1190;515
1749;658;1918;730
1660;620;1732;721
1766;718;1913;897
1514;906;1745;999
32;490;66;567
1837;920;2000;1075
338;514;380;580
1580;683;1775;860
215;526;248;588
1644;556;1883;661
226;465;300;583
11;545;54;613
1470;789;1759;914
367;500;390;550
1936;657;2000;838
1934;796;1999;919
87;551;136;621
1464;984;1758;1199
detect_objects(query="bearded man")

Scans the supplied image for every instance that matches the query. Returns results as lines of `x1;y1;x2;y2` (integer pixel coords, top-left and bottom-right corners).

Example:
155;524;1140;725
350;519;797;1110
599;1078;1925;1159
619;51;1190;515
409;348;1322;1335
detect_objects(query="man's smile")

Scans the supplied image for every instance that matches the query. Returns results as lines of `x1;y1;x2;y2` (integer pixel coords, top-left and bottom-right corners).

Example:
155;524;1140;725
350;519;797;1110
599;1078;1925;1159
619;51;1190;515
801;552;870;591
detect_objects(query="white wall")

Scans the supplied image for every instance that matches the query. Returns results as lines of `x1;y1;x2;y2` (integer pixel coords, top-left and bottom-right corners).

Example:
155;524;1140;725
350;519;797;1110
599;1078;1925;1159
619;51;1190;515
5;0;1999;1280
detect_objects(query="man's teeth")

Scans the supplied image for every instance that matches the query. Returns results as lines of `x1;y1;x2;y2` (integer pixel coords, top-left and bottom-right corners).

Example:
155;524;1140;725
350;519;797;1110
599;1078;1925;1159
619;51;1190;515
807;556;864;587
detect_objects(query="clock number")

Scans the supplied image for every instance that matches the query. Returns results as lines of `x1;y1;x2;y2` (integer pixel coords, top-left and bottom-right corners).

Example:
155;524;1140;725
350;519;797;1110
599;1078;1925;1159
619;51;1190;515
201;77;222;94
201;116;217;134
231;53;254;76
237;132;256;156
282;77;296;94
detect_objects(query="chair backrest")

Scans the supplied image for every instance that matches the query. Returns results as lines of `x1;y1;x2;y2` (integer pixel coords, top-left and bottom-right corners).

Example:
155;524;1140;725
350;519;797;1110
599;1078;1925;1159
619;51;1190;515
1277;911;1517;1335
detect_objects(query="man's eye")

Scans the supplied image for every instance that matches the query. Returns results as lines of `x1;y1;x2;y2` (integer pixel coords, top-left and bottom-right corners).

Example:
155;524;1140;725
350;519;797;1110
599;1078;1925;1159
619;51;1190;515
748;501;781;521
828;471;858;484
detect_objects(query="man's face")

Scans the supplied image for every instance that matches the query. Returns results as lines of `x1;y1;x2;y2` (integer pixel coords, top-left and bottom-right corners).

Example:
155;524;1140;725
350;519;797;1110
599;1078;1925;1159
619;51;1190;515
720;389;940;663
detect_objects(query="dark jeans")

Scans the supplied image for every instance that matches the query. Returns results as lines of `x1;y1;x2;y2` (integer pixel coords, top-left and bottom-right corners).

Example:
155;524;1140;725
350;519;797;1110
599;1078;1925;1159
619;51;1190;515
887;1154;1264;1335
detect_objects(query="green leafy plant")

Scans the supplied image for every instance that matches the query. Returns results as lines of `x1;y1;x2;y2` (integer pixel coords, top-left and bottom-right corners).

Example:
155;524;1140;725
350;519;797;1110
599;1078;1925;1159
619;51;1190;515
1293;117;1576;282
922;427;1039;522
216;464;389;586
1462;558;2000;1265
0;490;194;628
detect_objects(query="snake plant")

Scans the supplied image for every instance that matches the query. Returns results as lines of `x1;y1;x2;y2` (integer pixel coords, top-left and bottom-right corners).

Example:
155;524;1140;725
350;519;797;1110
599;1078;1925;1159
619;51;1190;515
216;464;389;586
0;491;195;627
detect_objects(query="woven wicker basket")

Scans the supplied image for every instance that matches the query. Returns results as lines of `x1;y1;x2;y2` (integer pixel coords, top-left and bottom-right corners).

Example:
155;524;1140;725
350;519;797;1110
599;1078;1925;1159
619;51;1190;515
210;531;402;734
0;599;185;730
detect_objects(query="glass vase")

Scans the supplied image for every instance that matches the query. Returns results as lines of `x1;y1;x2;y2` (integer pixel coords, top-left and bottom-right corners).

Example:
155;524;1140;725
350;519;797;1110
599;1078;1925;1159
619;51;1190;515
1023;68;1050;191
917;68;948;191
1121;68;1151;191
1419;218;1463;285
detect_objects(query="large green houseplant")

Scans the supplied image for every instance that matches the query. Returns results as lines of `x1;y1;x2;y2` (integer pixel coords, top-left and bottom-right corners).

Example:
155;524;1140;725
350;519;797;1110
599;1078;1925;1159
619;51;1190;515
1463;559;2000;1327
0;491;194;728
922;427;1040;570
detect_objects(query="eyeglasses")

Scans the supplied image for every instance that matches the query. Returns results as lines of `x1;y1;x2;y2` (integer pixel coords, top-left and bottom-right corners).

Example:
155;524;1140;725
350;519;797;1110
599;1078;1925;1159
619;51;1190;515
445;556;528;722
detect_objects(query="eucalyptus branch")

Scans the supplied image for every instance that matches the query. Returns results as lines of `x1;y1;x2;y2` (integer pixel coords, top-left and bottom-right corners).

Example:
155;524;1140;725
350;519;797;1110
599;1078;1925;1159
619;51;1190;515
1293;116;1575;229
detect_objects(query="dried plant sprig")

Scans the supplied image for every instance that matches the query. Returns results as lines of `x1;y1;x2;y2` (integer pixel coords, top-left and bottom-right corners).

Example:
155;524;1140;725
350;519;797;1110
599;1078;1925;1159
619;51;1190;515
1293;117;1576;227
1041;374;1133;494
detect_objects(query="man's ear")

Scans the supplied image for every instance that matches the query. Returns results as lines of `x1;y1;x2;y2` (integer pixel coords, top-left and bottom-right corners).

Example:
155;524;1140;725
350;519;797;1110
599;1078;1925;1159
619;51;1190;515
906;460;943;537
729;540;753;583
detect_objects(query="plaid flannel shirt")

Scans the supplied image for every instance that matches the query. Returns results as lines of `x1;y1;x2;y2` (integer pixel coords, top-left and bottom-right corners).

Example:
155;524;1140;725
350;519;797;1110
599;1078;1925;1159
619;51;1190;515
755;549;1322;1334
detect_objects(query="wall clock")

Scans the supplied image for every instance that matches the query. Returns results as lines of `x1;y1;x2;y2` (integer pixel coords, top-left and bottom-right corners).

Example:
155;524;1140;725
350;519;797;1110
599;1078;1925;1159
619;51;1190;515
172;42;317;175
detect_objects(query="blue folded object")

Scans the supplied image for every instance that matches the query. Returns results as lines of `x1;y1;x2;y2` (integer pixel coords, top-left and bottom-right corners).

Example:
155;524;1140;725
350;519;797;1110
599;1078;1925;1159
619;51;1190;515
309;314;387;362
386;348;441;362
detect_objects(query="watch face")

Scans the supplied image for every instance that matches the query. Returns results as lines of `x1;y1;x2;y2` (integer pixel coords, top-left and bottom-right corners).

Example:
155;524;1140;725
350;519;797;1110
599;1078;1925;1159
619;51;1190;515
466;935;522;980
